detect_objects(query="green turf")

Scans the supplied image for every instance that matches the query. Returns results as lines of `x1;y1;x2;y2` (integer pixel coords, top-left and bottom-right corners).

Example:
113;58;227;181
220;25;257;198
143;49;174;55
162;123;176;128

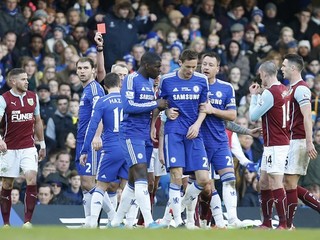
1;227;320;240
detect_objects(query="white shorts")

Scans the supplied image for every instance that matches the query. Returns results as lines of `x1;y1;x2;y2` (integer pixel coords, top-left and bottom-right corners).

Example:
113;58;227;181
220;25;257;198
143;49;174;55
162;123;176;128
285;139;310;175
0;147;38;178
261;145;289;174
147;148;167;176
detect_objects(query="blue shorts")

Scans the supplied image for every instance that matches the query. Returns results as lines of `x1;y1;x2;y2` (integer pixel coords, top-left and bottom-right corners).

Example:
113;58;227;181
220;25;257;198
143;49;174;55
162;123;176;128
76;141;100;176
96;144;128;183
164;133;208;173
120;138;149;168
206;144;233;174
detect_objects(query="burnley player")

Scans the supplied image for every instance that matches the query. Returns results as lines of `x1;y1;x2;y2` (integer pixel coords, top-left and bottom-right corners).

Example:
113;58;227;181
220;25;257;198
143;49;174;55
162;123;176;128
0;68;46;228
152;49;210;228
75;57;105;227
110;52;167;228
249;61;290;229
281;54;318;229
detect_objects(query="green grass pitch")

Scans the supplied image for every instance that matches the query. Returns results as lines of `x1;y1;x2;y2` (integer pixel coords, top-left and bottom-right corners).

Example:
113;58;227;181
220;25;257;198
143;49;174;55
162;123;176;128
1;227;320;240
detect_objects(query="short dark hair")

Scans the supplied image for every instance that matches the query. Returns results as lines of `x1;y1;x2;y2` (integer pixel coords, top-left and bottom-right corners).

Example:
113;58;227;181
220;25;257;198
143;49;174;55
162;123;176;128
56;95;69;102
201;52;221;65
140;52;161;66
76;57;95;69
179;49;198;62
7;68;26;81
284;54;304;71
104;72;120;89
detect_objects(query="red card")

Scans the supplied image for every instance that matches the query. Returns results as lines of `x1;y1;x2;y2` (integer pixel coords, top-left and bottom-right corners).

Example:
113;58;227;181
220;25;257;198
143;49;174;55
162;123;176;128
97;23;106;34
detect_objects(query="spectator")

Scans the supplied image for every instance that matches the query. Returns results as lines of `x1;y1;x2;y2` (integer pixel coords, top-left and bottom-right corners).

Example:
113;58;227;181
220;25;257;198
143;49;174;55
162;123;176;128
63;132;77;169
21;5;34;24
73;0;93;23
45;95;76;151
48;79;59;98
189;37;206;56
45;172;69;205
66;8;81;34
18;17;44;52
0;0;27;39
239;168;259;207
169;41;183;71
2;31;20;71
62;170;83;205
228;23;250;54
37;84;56;125
57;44;78;72
45;25;68;54
11;187;22;205
42;54;57;69
57;54;80;83
188;15;202;41
21;56;41;92
276;26;295;57
131;44;146;71
37;184;54;205
68;72;83;98
179;27;191;49
306;58;320;76
297;40;312;63
38;162;57;185
165;30;179;50
249;8;265;34
58;82;72;99
227;66;248;106
41;66;58;84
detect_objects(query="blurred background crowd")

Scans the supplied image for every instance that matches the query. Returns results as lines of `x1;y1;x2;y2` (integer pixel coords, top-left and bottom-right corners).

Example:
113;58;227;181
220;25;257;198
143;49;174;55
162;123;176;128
0;0;319;208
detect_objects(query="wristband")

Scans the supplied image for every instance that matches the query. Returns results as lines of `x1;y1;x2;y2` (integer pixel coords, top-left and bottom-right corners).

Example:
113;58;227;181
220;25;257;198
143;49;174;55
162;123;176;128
39;140;46;149
96;46;103;52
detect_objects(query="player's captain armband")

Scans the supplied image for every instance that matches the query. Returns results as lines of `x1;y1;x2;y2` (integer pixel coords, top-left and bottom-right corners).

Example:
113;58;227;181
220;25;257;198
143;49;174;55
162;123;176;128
125;91;134;99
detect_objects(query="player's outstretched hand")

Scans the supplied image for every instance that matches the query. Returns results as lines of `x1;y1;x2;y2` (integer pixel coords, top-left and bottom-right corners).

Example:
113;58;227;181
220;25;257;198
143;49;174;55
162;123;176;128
307;142;318;160
80;154;88;166
157;99;168;111
165;107;179;120
249;127;262;138
38;148;46;161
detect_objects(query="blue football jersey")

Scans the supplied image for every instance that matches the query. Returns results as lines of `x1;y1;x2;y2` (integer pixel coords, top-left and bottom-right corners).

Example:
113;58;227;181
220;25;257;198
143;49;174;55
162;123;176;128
81;92;123;154
120;72;158;139
201;79;236;146
159;71;209;135
77;80;105;142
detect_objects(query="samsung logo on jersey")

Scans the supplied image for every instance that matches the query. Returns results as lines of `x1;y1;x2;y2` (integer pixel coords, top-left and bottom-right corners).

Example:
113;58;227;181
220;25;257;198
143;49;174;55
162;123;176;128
12;112;33;122
173;94;200;100
210;98;223;105
139;94;154;100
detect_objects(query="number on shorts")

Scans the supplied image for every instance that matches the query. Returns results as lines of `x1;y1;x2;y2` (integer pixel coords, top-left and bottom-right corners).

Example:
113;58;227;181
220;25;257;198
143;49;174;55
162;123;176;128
113;107;123;132
85;163;92;173
266;155;272;165
202;157;208;168
226;156;233;166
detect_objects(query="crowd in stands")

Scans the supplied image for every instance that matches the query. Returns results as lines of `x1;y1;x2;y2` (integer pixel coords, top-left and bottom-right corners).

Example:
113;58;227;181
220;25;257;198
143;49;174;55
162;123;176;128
0;0;319;207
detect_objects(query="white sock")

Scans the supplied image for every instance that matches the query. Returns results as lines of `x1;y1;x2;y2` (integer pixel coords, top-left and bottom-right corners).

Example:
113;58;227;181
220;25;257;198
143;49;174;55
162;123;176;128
83;188;94;226
111;184;134;227
169;183;183;226
182;182;203;210
210;190;225;228
125;201;139;227
135;180;153;227
103;192;115;221
162;201;172;225
108;191;118;211
222;180;238;223
90;188;104;228
186;196;198;225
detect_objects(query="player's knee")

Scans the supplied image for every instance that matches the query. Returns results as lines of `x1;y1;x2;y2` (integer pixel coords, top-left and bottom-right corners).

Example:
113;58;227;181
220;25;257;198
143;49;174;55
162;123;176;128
196;176;209;187
170;168;182;184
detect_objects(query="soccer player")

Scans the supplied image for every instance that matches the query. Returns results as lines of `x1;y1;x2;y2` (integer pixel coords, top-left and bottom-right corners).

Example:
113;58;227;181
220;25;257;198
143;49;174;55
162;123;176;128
110;52;167;228
75;57;105;227
281;54;318;229
199;52;244;228
249;61;290;229
153;49;210;228
80;72;128;228
0;68;46;228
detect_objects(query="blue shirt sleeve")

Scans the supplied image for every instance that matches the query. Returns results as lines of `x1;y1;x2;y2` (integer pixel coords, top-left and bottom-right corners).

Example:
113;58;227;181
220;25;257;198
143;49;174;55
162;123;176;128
226;85;236;110
249;90;274;121
121;75;158;114
80;99;104;154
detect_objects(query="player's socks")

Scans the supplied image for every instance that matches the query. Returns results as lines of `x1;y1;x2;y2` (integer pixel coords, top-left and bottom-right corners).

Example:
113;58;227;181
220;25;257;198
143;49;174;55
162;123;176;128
297;186;320;213
111;183;135;227
134;180;153;227
169;183;183;226
82;187;94;226
182;181;203;208
0;188;12;225
185;194;198;227
286;188;298;228
90;188;105;228
260;189;274;227
24;185;37;223
125;200;139;227
221;173;238;223
102;192;115;221
272;188;287;228
210;190;225;228
108;191;118;211
161;202;173;226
